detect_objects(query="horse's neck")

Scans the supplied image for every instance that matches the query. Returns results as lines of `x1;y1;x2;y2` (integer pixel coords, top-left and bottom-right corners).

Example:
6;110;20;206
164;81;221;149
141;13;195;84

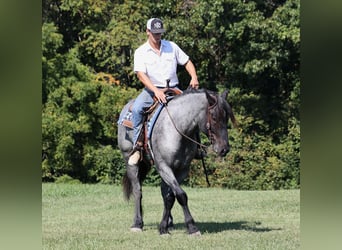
168;93;208;133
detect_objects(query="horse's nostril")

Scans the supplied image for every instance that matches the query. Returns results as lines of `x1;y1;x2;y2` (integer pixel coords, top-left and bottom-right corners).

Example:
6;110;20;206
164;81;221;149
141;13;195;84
220;147;229;156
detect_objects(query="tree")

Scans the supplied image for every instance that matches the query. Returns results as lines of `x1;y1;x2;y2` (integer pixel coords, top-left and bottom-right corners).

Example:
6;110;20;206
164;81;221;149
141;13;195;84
225;0;300;140
77;0;150;86
42;80;138;182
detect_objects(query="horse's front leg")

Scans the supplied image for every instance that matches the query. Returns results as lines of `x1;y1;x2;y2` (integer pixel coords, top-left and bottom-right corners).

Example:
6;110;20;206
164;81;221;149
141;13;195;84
157;165;200;235
175;186;200;235
126;164;144;232
159;181;175;234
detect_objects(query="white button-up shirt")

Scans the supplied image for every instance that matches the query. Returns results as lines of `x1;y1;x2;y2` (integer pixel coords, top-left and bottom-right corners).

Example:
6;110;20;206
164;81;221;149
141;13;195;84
134;40;189;87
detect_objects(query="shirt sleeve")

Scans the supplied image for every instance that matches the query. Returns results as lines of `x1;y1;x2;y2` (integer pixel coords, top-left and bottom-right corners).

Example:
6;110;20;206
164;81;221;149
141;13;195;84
172;42;189;66
133;47;146;73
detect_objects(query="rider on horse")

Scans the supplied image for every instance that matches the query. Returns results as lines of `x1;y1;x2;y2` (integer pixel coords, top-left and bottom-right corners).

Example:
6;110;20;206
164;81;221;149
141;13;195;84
129;17;199;165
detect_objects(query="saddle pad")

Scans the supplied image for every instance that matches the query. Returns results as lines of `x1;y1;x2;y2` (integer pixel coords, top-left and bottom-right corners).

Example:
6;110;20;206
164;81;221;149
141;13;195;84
118;103;164;139
117;99;134;129
119;110;133;129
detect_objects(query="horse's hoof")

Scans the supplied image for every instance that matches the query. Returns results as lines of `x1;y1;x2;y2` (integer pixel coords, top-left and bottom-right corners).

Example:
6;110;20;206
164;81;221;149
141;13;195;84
130;227;143;233
190;231;201;236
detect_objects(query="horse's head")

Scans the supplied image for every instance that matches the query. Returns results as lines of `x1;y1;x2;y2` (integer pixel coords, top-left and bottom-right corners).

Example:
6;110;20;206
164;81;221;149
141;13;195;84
205;90;237;157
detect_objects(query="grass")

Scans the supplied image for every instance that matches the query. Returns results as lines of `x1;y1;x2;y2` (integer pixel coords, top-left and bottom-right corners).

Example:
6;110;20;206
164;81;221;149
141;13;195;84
42;183;300;250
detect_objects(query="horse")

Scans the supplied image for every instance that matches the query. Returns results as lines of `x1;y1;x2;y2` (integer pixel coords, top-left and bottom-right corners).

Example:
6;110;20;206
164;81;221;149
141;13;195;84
117;88;237;235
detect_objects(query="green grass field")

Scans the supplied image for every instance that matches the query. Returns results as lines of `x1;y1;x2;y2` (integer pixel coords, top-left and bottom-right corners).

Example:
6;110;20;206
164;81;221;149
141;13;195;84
42;183;299;250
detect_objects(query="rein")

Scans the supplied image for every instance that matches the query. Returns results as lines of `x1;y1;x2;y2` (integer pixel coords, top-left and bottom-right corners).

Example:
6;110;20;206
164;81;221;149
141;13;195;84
163;95;218;149
164;105;208;149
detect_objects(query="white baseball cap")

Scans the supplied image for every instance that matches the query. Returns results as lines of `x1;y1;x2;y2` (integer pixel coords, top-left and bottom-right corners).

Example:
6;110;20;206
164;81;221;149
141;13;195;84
146;18;165;33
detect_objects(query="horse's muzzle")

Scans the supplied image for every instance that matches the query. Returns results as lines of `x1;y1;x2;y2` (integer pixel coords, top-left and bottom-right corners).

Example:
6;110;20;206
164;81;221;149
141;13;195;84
219;147;230;157
214;144;230;157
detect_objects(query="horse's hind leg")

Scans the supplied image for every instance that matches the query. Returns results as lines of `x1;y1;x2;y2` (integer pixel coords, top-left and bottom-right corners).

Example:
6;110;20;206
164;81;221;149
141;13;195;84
126;164;144;231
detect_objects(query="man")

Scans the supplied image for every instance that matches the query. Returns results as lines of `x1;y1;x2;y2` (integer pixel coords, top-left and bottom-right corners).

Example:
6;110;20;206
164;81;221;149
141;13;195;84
129;17;199;165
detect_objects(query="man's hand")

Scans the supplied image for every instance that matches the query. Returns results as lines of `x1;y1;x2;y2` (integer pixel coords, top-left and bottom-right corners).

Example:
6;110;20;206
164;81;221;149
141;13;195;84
189;77;199;89
136;71;167;103
154;88;167;103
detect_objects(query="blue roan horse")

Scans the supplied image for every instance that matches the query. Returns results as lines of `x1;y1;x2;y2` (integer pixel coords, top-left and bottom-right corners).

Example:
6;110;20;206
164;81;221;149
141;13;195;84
117;88;236;235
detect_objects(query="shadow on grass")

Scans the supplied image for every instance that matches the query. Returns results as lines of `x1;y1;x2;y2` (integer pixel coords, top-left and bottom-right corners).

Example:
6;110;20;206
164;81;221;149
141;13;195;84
168;221;280;233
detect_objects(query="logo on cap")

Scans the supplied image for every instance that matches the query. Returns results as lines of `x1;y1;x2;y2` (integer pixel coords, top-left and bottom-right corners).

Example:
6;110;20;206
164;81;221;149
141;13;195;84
153;22;162;29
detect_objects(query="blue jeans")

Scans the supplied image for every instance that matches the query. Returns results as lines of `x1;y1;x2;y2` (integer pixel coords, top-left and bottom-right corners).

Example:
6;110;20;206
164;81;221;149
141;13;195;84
131;88;155;145
131;87;181;146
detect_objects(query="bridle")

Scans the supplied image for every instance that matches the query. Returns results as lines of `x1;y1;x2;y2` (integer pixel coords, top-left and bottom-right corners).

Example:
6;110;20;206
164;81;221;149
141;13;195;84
206;95;218;146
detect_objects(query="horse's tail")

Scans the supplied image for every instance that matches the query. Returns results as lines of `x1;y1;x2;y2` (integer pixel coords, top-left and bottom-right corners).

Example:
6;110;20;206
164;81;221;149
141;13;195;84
122;163;151;201
122;172;132;201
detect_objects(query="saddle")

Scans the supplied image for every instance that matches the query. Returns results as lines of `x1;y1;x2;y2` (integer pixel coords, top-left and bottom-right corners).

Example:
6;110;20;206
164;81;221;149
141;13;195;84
119;87;182;164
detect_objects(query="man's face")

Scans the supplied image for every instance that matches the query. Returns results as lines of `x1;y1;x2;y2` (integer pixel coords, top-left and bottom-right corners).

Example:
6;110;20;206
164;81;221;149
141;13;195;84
147;30;162;43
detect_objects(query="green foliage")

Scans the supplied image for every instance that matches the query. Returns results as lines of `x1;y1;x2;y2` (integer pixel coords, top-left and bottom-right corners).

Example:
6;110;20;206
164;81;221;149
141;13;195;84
42;81;138;182
143;167;162;186
42;23;94;103
55;175;82;184
224;0;300;140
84;146;126;184
189;113;299;190
42;0;300;189
77;0;150;86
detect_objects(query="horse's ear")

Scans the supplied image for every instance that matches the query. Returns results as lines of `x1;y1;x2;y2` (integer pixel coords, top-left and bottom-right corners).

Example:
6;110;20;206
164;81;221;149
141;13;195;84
205;90;217;106
221;89;229;100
